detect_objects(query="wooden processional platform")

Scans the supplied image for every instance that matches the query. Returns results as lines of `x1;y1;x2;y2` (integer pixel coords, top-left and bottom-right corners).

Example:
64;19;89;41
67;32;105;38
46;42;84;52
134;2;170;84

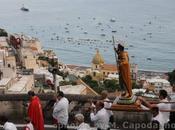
109;95;149;112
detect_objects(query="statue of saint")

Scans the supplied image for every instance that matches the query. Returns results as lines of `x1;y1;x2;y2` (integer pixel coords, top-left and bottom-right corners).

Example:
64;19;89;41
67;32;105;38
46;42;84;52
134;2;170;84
114;44;132;98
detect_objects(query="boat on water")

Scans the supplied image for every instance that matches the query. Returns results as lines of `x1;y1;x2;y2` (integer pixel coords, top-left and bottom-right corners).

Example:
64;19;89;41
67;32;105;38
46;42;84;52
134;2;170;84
110;18;116;22
100;34;106;37
147;58;152;61
111;30;117;33
21;5;29;12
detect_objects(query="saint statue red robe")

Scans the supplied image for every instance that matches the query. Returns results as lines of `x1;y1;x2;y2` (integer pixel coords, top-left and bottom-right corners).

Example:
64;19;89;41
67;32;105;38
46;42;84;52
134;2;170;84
28;96;45;130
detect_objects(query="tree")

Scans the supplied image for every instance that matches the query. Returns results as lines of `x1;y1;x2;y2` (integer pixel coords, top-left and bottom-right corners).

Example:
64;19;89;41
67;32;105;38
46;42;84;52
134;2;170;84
0;28;8;37
132;80;140;89
167;69;175;86
82;75;121;93
82;75;99;88
103;79;119;92
82;75;92;83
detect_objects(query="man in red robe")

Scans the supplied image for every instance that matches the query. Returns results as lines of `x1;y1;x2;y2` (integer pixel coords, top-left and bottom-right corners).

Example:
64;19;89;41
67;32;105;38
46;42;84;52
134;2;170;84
28;91;45;130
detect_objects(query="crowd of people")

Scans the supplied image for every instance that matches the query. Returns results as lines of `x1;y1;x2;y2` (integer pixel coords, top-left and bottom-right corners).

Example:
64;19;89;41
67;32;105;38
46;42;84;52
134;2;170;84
0;87;175;130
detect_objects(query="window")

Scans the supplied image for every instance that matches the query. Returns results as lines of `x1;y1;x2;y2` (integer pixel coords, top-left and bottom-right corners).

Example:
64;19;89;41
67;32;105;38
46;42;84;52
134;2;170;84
8;64;11;68
93;72;96;77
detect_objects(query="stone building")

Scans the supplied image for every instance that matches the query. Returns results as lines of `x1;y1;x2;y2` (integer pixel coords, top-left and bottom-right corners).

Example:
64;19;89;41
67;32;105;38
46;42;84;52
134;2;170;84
90;49;118;80
19;48;39;70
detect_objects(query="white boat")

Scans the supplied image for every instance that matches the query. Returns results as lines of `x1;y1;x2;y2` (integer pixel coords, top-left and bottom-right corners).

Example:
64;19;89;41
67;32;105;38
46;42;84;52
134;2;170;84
110;18;116;22
21;5;29;12
111;30;117;33
100;34;106;37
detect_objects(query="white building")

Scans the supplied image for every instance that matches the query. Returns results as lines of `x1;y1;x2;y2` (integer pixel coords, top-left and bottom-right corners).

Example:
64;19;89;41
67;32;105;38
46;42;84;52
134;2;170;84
106;73;119;80
0;49;16;79
34;68;63;84
22;38;43;54
0;78;12;94
6;75;34;94
60;83;98;96
146;76;170;94
0;37;9;48
19;48;39;70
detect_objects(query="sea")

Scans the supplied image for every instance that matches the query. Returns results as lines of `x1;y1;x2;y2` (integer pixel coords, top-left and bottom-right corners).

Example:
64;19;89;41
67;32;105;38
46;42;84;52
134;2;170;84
0;0;175;72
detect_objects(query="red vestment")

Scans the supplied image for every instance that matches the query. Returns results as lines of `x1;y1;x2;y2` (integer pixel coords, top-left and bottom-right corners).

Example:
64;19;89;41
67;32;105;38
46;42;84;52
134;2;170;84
28;96;45;130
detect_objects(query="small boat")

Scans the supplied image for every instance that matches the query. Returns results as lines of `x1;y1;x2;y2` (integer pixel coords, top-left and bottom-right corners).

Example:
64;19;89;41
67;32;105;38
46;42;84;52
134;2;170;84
110;18;116;22
111;30;117;33
147;58;152;61
21;5;29;12
100;34;106;37
98;22;102;25
147;33;152;35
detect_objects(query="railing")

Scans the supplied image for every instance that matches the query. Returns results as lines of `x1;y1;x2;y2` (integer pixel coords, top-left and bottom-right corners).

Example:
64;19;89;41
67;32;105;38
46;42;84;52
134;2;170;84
0;94;104;125
0;93;103;101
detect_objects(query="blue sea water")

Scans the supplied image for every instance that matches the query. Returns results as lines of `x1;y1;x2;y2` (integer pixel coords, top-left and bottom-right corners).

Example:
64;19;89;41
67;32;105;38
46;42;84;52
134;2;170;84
0;0;175;71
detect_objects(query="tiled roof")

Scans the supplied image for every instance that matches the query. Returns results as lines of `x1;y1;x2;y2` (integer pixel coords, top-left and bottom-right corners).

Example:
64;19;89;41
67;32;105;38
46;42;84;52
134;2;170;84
101;64;118;72
67;64;90;70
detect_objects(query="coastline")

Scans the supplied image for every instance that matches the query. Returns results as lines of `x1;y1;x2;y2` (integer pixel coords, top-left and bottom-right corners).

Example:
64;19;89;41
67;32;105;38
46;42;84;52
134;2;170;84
66;63;168;73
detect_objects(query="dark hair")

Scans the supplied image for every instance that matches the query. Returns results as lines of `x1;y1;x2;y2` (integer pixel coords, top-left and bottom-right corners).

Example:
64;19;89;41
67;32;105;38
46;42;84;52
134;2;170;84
159;90;168;99
98;101;104;108
0;115;8;123
118;44;124;51
57;91;64;97
151;106;159;113
24;117;31;123
28;91;35;96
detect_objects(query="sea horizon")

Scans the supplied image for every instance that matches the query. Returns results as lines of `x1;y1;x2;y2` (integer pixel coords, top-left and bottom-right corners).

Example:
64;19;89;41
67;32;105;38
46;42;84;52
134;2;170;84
0;0;175;72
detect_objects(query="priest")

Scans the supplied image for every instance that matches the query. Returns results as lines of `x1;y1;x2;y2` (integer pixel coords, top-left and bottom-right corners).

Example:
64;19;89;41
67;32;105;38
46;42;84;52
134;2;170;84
28;91;45;130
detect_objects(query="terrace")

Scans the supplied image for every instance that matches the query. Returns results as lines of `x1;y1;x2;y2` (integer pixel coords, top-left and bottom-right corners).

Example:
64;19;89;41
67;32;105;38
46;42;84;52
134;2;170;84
0;94;152;130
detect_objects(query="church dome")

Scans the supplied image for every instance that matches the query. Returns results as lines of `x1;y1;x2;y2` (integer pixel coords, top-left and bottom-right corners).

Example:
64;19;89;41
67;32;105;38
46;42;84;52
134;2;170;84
92;49;104;64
